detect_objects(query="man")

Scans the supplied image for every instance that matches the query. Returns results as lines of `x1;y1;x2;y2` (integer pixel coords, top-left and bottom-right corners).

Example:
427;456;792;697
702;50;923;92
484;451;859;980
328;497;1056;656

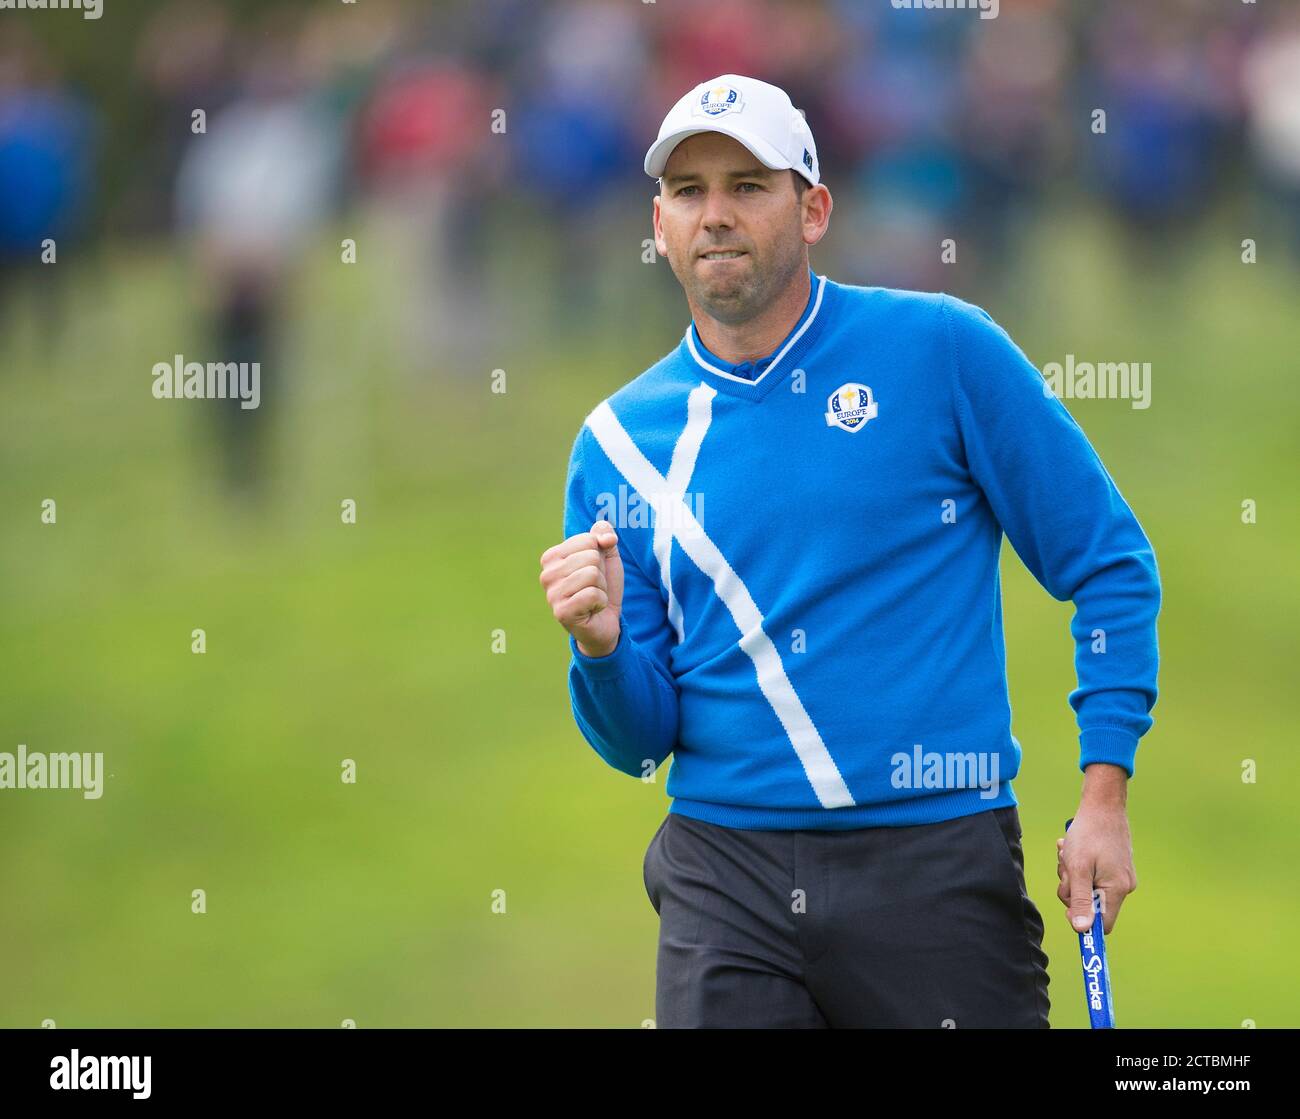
538;74;1160;1028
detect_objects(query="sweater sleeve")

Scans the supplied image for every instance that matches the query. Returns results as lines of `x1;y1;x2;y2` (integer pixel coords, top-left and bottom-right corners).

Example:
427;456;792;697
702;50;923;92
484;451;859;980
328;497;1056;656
562;424;680;778
942;295;1161;778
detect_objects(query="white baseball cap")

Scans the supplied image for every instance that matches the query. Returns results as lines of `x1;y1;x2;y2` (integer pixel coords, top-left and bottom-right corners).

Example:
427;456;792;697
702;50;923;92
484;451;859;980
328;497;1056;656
643;73;820;187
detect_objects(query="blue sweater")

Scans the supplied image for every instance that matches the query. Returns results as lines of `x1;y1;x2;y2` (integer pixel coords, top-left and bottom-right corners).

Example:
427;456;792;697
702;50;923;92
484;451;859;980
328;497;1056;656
562;267;1161;830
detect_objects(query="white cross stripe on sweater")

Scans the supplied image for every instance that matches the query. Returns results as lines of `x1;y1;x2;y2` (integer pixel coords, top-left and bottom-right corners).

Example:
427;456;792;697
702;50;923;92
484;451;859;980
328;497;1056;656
656;382;716;644
583;394;856;810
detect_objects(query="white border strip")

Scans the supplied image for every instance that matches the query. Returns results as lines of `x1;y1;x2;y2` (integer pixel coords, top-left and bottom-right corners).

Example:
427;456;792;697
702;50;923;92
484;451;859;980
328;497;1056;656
683;273;827;386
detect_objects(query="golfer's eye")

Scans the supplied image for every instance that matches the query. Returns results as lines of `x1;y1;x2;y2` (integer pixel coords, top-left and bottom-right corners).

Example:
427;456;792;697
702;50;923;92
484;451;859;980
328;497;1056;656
674;183;760;196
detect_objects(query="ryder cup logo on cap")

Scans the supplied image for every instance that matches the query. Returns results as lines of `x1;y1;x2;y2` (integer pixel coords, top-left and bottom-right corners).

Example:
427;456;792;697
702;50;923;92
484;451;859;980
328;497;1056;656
644;73;820;186
696;83;744;117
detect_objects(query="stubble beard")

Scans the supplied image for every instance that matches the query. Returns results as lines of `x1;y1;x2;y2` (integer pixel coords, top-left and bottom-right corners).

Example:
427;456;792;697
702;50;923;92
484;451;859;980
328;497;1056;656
692;261;760;324
687;239;803;326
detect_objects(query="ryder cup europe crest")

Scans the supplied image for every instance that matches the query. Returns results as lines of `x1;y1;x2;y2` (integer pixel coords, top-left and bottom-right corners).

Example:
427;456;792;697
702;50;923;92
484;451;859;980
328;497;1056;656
694;84;744;117
825;383;879;433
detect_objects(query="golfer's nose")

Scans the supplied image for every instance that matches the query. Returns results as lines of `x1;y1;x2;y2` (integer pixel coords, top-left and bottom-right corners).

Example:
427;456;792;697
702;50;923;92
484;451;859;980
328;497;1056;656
701;186;736;233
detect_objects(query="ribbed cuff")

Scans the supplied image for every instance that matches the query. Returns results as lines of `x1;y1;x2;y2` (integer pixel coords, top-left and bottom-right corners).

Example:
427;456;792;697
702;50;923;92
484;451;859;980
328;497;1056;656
1079;727;1140;778
569;630;631;681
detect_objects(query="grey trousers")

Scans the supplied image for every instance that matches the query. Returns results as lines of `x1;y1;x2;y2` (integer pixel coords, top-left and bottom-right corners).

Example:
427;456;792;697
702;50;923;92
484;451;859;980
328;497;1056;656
642;804;1051;1028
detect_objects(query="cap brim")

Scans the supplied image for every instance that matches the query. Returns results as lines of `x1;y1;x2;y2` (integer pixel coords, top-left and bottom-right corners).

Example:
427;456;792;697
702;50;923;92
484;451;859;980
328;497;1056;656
643;122;792;179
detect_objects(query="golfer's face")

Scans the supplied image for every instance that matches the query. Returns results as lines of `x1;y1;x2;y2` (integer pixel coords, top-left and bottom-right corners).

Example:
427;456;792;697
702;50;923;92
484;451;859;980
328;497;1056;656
655;132;802;322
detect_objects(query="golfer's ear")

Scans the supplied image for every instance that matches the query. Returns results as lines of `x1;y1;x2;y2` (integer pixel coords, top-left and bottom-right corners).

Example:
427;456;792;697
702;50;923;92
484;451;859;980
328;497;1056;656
652;194;668;256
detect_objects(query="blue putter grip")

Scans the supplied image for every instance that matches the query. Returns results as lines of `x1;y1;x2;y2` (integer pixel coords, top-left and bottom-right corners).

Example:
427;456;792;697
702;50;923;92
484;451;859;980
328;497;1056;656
1064;818;1116;1028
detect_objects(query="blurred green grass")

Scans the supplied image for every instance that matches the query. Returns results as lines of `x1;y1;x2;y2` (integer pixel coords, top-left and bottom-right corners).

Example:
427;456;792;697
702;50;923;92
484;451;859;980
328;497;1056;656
1;208;1297;1027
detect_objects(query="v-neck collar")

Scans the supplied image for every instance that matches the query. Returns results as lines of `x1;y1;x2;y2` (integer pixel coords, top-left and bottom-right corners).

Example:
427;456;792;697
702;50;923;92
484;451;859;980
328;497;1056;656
680;268;832;401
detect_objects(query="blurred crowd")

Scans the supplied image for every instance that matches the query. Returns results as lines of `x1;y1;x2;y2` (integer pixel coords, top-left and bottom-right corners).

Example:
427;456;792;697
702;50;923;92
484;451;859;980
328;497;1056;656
2;0;1298;490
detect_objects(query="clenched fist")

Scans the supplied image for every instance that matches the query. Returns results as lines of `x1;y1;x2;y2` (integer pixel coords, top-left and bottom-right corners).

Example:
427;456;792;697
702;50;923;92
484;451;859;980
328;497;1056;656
539;519;624;658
